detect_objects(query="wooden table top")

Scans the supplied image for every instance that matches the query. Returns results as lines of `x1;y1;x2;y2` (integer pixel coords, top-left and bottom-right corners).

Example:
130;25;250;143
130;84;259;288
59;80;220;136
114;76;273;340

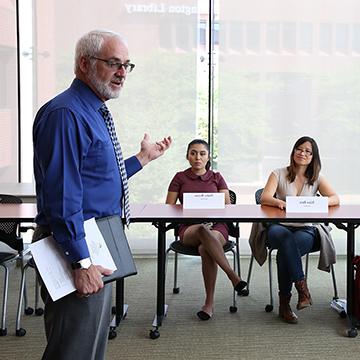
131;204;360;224
1;203;360;224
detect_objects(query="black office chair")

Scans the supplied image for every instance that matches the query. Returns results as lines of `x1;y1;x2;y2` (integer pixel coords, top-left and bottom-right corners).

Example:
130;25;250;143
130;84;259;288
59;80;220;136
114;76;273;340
0;194;43;337
246;188;338;312
0;243;19;336
165;189;242;314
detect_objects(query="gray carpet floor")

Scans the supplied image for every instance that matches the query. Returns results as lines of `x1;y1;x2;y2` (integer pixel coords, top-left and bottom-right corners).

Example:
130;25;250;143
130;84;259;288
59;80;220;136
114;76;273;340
1;255;359;359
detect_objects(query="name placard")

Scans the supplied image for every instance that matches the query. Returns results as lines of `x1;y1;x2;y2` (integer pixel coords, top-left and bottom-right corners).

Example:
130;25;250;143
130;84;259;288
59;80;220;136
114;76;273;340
183;193;225;209
286;196;328;213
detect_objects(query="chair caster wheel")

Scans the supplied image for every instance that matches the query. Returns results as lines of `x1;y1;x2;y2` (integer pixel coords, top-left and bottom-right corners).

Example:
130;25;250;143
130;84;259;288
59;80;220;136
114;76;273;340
16;328;26;337
265;304;273;312
173;287;180;294
149;329;160;339
24;307;34;315
0;328;7;336
108;327;117;340
229;306;238;313
239;289;249;296
347;328;358;338
35;308;44;316
340;311;347;319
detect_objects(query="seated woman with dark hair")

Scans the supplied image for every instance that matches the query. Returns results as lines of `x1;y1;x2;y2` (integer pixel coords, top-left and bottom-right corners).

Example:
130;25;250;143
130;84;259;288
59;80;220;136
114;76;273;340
251;136;339;324
166;139;247;320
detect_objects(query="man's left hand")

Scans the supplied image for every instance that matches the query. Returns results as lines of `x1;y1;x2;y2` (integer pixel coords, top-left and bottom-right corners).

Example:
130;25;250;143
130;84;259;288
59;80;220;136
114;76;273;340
136;133;172;166
73;264;113;297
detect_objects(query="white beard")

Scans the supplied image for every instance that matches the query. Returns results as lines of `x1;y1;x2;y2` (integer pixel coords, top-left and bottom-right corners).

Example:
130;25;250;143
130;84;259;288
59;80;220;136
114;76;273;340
88;65;122;100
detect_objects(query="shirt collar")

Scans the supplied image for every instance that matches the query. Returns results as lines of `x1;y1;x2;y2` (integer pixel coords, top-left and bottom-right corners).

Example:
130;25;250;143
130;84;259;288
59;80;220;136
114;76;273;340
71;78;104;112
184;168;212;181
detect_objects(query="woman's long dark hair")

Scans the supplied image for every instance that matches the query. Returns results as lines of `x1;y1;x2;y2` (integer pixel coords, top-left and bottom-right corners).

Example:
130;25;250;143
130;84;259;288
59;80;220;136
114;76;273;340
287;136;321;185
186;139;211;170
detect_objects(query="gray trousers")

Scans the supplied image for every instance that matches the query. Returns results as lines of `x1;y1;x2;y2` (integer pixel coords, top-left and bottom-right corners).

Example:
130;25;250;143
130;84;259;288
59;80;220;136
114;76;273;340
33;226;113;360
41;283;112;360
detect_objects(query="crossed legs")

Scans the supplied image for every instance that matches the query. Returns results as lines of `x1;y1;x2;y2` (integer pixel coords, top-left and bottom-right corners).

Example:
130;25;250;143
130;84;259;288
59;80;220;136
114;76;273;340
182;224;243;317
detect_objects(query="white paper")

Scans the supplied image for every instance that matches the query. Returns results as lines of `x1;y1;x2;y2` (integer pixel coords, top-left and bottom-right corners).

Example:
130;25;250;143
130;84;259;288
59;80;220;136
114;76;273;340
183;193;225;209
286;196;328;213
30;236;76;301
29;218;117;301
83;218;117;271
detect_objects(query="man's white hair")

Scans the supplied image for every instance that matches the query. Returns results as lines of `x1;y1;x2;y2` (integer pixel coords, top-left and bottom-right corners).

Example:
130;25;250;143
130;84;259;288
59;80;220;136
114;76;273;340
74;30;127;73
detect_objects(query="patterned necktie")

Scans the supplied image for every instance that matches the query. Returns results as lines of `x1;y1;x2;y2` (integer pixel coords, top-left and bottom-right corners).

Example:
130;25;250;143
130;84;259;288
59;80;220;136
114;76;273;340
100;103;130;225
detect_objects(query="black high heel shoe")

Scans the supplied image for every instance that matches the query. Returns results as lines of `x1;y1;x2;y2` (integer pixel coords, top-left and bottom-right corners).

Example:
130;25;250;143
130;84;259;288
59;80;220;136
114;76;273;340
234;280;247;295
197;310;212;321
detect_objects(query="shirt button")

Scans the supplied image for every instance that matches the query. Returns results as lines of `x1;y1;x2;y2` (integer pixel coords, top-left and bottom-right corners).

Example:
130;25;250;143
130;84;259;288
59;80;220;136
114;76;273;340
65;251;69;256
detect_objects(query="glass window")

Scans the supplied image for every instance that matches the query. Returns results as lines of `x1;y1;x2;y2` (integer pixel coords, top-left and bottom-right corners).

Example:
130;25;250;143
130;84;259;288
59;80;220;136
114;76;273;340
0;1;18;183
12;0;360;257
176;22;190;51
335;23;349;54
352;23;360;53
282;22;296;53
229;21;243;52
199;20;207;47
159;21;173;50
266;22;280;53
246;22;260;53
319;23;332;54
25;0;201;253
299;22;313;53
214;22;220;45
217;1;360;255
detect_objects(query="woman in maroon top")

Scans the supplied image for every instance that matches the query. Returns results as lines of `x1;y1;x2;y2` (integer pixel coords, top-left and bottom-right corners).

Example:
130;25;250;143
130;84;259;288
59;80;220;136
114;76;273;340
166;139;247;320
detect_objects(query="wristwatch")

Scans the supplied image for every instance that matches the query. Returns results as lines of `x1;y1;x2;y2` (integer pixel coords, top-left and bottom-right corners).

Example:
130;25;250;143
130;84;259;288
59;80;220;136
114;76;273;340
71;257;92;270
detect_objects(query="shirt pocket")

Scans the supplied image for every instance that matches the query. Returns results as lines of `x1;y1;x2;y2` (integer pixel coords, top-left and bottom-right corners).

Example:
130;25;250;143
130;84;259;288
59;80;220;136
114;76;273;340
85;140;117;174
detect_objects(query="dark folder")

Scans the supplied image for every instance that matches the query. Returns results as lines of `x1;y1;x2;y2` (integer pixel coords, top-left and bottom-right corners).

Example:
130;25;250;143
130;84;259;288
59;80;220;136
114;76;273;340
95;215;137;283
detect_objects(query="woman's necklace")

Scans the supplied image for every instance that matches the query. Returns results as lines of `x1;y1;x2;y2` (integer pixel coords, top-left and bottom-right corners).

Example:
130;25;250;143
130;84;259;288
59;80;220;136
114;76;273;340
294;176;306;196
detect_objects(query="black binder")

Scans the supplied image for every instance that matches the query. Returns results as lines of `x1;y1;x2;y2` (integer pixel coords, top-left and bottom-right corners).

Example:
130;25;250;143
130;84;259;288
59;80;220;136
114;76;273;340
95;215;137;283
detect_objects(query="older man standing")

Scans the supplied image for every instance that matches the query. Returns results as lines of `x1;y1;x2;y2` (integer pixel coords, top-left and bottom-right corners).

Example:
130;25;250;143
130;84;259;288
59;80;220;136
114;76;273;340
33;30;171;360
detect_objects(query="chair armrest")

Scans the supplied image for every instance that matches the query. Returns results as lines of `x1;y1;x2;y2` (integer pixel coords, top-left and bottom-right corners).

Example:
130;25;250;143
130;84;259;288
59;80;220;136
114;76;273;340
165;223;178;232
19;225;35;233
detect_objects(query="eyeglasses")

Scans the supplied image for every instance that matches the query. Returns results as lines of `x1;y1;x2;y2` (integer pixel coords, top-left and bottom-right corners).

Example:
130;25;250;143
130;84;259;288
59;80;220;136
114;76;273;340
295;147;313;156
90;56;135;73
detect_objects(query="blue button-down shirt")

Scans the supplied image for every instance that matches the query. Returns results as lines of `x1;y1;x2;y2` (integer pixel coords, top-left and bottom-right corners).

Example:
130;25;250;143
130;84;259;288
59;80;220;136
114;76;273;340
33;79;142;263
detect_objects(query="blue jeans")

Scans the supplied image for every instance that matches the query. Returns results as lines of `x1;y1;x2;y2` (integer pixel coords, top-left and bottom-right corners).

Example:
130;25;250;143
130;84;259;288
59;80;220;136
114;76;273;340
266;224;317;296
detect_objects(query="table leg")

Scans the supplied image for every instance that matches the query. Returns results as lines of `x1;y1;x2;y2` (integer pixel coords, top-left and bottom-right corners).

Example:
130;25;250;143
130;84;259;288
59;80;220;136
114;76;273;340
115;279;125;325
150;222;167;339
109;279;127;340
346;223;358;337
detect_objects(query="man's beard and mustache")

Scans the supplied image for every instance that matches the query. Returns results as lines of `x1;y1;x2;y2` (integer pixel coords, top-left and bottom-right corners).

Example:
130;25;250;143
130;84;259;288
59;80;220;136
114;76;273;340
88;65;125;100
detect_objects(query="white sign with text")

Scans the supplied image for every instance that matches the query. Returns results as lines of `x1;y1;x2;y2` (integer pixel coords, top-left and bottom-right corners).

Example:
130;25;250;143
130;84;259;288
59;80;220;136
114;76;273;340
286;196;328;213
183;193;225;209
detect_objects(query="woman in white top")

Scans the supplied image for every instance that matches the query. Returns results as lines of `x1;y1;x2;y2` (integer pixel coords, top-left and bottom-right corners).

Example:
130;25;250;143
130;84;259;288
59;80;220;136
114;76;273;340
260;136;339;324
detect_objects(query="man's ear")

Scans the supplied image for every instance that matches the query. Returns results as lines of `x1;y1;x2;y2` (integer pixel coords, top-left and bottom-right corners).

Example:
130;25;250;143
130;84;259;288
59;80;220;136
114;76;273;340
79;56;90;74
